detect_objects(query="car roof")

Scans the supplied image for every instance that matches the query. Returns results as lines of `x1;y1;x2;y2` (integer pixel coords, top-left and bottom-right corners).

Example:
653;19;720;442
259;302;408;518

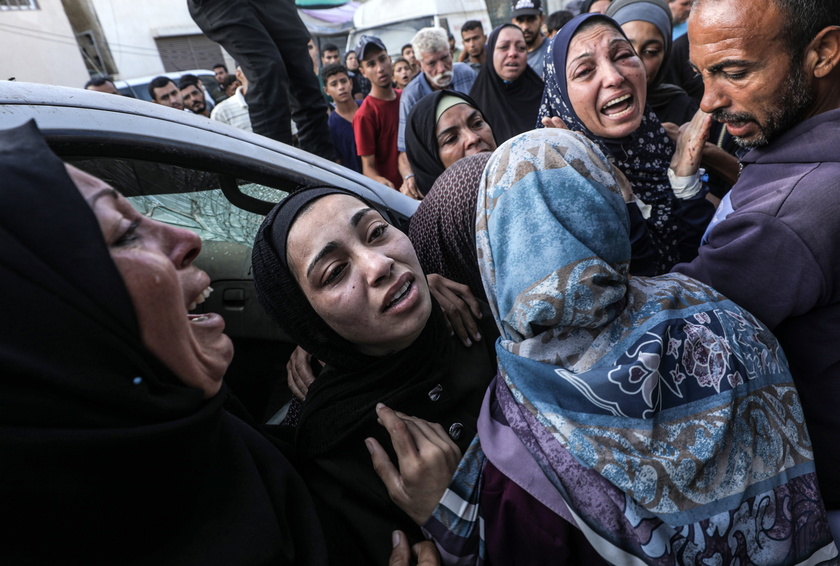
0;81;418;221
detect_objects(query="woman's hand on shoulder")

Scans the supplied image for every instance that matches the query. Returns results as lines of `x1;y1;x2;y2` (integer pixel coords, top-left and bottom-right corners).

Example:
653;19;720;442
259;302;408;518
670;109;713;177
541;116;570;130
366;404;462;526
286;346;323;400
389;531;441;566
426;274;482;347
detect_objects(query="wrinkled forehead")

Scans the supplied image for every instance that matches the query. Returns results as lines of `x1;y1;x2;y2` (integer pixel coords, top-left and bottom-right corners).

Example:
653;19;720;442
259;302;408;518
286;193;373;272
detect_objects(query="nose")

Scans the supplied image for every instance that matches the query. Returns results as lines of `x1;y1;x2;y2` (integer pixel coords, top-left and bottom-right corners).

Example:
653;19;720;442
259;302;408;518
359;248;393;286
699;79;727;114
601;62;625;88
155;220;202;269
463;127;482;151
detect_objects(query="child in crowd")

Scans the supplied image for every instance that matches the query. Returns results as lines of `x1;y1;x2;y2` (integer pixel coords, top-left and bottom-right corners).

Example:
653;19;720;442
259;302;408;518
322;64;363;174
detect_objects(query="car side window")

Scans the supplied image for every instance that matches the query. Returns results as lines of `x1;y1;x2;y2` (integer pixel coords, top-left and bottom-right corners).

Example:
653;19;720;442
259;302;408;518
67;157;288;247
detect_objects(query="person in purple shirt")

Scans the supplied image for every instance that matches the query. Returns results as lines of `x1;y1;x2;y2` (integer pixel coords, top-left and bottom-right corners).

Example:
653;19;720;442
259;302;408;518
672;0;840;525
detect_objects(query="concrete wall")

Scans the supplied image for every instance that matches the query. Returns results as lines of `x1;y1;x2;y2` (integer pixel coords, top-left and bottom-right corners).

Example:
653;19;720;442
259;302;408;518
88;0;202;79
0;0;89;87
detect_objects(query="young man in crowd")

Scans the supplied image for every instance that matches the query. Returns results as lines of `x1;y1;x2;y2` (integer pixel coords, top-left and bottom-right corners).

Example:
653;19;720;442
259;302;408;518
322;63;363;174
84;76;120;95
213;63;229;89
320;43;341;67
458;20;487;71
148;77;183;110
210;66;252;131
545;10;574;39
511;0;549;77
397;27;477;198
178;75;211;117
353;35;402;190
401;43;421;77
674;0;840;517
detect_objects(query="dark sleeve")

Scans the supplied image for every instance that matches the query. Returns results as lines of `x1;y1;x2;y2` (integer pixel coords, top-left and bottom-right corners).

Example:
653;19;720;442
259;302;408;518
673;211;824;329
672;190;715;264
627;202;657;276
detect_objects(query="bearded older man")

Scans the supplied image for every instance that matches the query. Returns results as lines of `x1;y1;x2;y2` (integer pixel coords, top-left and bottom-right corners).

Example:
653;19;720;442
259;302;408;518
673;0;840;524
397;27;477;199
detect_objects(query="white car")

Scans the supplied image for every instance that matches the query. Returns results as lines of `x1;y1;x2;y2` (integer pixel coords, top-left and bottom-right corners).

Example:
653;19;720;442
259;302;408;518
0;81;418;418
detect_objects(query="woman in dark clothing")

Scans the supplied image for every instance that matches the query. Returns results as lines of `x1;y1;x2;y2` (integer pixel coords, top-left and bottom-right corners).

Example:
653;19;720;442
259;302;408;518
0;121;327;566
538;13;714;273
606;0;698;125
408;152;492;302
251;187;497;565
404;90;496;196
469;24;544;144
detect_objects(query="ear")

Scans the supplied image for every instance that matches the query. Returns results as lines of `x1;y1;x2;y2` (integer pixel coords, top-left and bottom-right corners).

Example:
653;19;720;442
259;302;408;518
807;25;840;79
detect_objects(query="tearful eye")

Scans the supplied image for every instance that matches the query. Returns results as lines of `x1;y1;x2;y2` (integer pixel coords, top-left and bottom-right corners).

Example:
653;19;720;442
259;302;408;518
324;263;346;286
114;219;140;246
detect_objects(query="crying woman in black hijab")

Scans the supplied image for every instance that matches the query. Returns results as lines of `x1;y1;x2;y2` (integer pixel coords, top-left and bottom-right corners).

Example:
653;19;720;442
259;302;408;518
0;121;326;566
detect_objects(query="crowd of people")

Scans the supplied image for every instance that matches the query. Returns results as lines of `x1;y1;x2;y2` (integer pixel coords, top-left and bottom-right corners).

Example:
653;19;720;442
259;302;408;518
11;0;840;563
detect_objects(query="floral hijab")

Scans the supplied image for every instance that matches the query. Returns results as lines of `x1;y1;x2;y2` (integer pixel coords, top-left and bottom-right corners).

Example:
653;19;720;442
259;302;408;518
474;128;835;564
537;13;683;273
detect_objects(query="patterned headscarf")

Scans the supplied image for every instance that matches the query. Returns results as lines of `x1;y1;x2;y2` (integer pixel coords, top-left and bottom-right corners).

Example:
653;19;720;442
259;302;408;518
473;128;835;564
537;13;683;273
408;151;492;301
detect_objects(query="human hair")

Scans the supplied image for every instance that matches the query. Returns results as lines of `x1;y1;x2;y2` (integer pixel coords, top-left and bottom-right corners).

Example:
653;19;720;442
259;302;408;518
694;0;840;61
392;56;410;69
212;63;227;72
178;74;201;90
321;63;349;83
412;27;449;57
546;10;574;33
322;42;339;54
84;76;114;89
221;74;239;90
148;76;174;100
462;20;484;34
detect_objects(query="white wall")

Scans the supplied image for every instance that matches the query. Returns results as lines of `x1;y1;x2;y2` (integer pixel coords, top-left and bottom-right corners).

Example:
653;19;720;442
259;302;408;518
89;0;203;79
0;0;89;88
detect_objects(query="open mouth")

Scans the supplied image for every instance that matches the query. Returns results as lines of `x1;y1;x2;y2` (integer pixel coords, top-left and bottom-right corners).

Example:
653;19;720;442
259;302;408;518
189;285;213;311
601;94;634;118
384;280;412;311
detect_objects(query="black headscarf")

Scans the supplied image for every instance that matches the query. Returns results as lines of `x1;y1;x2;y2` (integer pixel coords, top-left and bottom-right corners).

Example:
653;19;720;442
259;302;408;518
405;90;494;196
252;187;457;459
0;121;326;565
469;24;545;144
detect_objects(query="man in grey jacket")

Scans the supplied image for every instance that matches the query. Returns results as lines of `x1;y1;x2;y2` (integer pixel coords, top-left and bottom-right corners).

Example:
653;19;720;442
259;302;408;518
674;0;840;515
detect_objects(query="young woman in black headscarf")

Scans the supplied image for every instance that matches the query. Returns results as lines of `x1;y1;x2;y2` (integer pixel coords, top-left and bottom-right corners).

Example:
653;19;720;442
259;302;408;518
0;121;327;565
251;187;497;565
404;90;497;196
469;24;544;144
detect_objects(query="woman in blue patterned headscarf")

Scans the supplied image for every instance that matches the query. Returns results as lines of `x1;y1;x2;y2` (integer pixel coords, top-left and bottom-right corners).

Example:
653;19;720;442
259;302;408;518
421;128;836;565
538;13;713;274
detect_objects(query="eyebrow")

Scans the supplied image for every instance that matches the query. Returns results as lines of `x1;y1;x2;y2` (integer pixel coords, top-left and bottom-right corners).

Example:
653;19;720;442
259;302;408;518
305;207;375;278
705;59;753;74
86;187;119;207
570;37;630;64
437;110;481;140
